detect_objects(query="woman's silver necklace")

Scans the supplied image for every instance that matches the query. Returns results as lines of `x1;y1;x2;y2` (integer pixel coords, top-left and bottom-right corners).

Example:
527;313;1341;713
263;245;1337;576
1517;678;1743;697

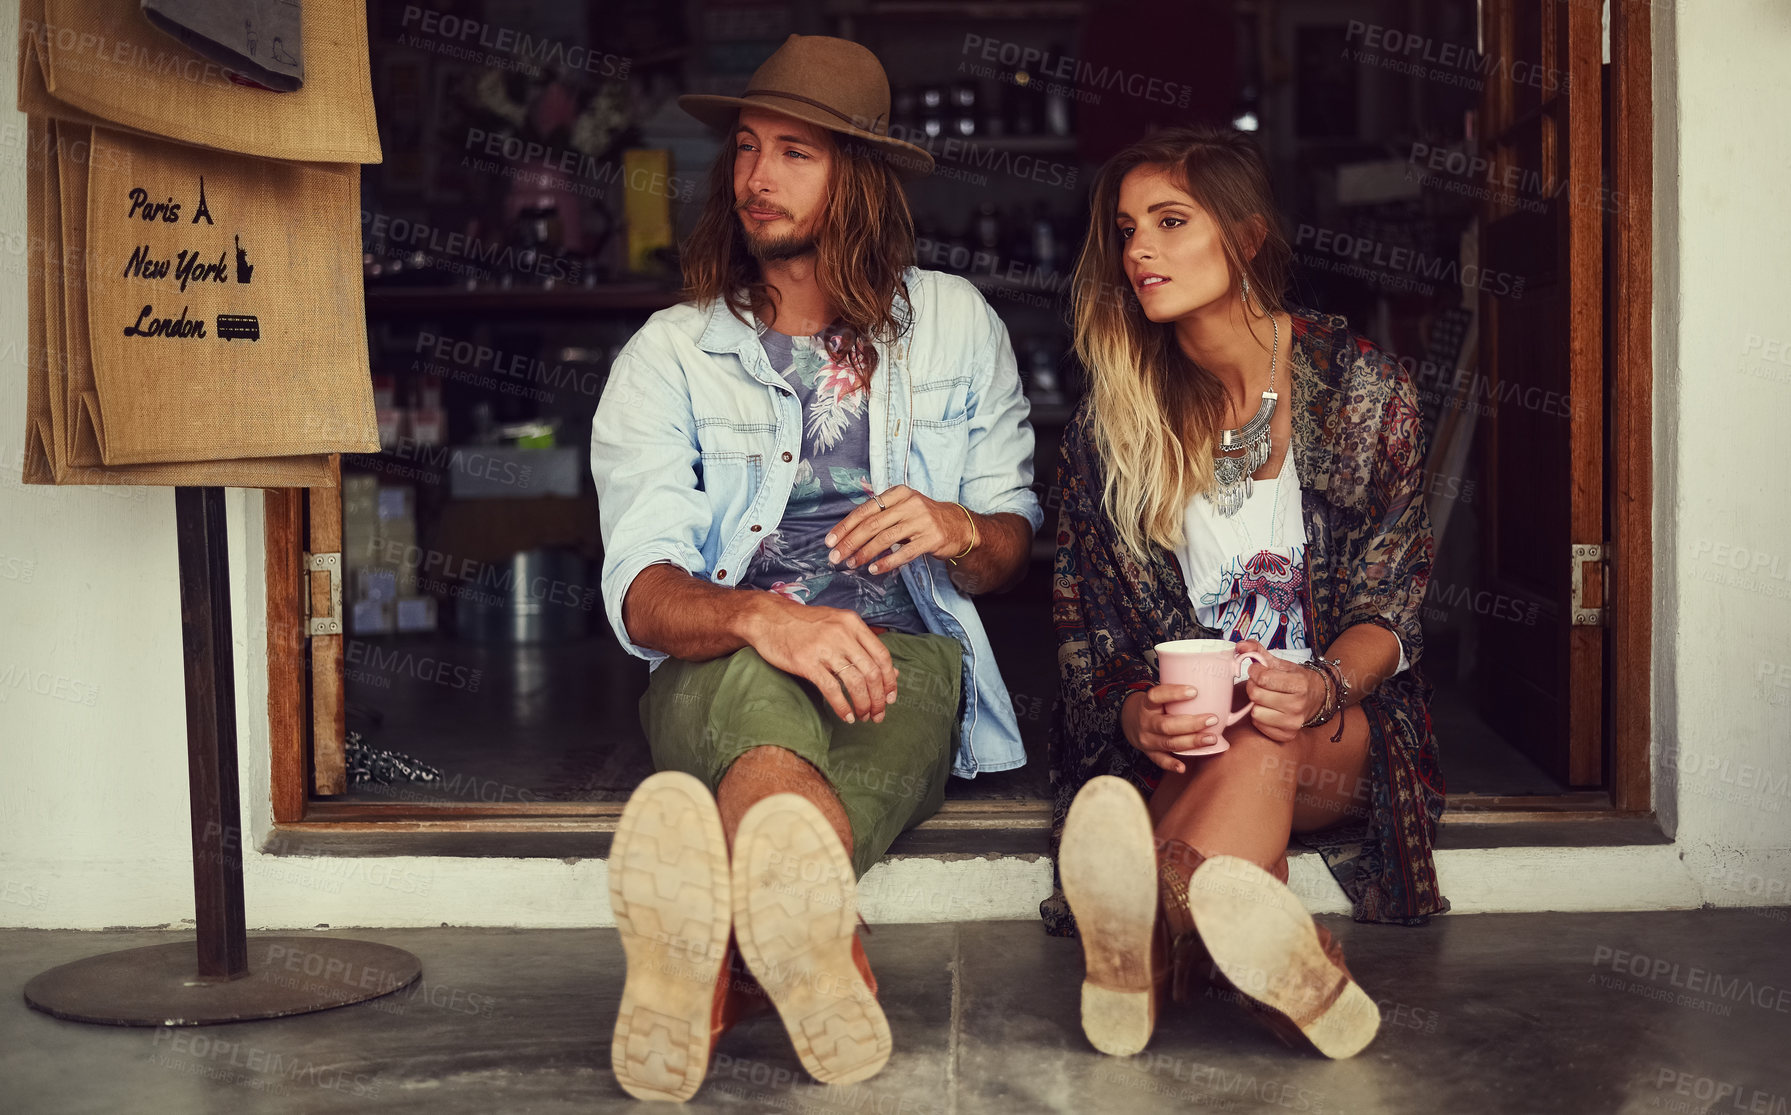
1208;305;1279;517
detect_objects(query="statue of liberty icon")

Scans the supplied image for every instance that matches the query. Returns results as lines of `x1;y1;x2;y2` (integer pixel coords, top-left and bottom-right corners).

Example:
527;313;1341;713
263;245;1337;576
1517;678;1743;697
234;235;253;285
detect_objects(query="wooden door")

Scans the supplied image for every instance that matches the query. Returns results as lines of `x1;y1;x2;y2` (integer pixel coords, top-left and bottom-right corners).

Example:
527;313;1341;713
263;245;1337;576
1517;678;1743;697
1476;0;1604;786
307;458;349;794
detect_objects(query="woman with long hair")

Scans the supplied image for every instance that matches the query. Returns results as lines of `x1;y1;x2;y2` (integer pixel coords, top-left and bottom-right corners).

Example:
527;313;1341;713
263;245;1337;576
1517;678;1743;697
1043;125;1447;1060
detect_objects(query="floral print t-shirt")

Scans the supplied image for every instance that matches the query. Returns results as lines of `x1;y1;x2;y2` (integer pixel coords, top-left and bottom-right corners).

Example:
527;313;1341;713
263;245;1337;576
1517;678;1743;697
1176;452;1314;662
741;327;928;634
1175;452;1406;670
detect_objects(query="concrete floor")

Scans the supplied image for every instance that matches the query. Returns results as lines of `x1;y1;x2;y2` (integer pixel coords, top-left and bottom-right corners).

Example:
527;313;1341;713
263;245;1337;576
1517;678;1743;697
7;910;1789;1114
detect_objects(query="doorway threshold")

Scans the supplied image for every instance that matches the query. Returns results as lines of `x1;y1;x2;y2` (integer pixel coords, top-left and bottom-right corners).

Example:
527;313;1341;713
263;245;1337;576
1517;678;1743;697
264;795;1662;860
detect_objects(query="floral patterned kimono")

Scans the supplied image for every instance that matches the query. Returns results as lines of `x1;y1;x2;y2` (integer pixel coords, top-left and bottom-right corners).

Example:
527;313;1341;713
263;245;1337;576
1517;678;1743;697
1040;308;1449;930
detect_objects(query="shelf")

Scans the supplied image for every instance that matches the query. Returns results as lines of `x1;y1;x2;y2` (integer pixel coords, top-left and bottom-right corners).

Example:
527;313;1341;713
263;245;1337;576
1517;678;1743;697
915;134;1080;157
831;0;1085;20
365;284;683;317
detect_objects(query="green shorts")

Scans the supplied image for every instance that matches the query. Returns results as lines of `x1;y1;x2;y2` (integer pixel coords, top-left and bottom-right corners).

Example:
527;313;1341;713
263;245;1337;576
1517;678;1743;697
639;631;963;879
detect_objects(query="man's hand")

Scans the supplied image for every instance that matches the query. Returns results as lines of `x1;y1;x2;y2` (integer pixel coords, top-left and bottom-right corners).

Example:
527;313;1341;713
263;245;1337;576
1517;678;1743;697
824;484;970;574
1120;687;1224;775
1237;639;1326;743
740;594;900;724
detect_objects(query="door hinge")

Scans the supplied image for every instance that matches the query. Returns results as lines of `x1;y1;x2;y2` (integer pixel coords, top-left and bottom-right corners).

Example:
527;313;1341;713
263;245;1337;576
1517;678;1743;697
304;551;343;636
1571;543;1608;626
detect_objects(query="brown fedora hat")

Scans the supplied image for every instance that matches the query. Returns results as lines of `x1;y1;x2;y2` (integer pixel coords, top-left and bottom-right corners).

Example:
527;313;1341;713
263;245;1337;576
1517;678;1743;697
678;34;934;179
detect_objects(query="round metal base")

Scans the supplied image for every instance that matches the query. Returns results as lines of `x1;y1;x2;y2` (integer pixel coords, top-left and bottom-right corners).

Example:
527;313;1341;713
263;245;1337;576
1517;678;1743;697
23;936;422;1026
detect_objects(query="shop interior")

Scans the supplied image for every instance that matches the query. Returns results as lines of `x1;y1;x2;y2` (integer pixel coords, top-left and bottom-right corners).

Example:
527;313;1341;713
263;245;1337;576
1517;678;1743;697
333;0;1569;806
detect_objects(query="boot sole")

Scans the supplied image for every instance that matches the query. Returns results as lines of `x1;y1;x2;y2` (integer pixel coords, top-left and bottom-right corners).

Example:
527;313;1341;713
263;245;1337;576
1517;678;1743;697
1185;854;1381;1059
609;771;732;1102
732;793;891;1086
1059;775;1158;1056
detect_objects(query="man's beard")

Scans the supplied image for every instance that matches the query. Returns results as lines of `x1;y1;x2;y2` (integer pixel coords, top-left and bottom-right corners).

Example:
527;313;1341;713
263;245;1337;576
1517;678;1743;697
739;201;818;262
745;226;818;263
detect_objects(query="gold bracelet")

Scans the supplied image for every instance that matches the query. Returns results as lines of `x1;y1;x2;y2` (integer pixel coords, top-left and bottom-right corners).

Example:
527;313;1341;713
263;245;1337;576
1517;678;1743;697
947;502;978;564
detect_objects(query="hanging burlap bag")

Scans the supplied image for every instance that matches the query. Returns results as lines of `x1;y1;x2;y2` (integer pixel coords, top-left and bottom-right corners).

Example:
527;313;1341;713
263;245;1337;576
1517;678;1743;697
23;116;337;486
78;123;377;464
18;0;380;163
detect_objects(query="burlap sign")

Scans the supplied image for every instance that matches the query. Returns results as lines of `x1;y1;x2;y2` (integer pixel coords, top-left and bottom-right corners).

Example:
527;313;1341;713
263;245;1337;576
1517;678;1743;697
23;118;333;486
18;0;380;164
64;124;378;465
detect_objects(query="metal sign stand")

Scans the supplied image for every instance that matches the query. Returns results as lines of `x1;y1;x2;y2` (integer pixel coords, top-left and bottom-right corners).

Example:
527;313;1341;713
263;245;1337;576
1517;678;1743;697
24;487;421;1025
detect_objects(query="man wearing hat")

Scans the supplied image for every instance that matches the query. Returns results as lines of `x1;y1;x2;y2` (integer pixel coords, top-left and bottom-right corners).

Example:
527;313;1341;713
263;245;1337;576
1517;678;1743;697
591;34;1042;1103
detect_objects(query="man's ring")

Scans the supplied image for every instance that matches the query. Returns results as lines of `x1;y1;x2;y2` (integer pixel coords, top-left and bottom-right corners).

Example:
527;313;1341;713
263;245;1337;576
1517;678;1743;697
871;491;888;510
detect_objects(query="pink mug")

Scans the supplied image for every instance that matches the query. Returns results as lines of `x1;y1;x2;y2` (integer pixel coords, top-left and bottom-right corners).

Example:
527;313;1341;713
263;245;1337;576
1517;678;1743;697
1153;638;1272;756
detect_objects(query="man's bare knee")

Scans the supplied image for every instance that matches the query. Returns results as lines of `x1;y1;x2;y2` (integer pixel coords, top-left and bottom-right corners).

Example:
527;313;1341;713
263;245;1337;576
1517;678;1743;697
718;745;853;853
734;744;812;771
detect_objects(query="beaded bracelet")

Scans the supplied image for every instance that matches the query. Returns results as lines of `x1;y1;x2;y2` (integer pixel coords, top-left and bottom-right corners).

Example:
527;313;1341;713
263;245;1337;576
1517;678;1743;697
1298;659;1339;729
1319;656;1352;742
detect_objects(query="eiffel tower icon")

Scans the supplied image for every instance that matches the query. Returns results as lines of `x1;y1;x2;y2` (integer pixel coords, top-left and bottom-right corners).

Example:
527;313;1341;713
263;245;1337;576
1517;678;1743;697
192;175;214;225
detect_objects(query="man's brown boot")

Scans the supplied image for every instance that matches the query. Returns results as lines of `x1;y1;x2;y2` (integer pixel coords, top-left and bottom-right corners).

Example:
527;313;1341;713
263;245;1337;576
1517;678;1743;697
731;793;891;1085
711;935;774;1040
1060;776;1168;1055
1184;854;1381;1059
611;772;735;1101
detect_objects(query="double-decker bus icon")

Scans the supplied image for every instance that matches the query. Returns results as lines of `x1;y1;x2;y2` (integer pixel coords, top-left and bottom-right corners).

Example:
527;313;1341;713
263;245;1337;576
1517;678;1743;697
217;313;260;341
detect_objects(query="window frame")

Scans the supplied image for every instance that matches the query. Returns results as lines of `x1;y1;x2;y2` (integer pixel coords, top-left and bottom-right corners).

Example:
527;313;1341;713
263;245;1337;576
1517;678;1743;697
262;0;1655;849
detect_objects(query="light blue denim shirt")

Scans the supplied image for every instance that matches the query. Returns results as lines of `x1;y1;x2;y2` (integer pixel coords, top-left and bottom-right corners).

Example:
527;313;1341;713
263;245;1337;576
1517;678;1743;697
589;267;1043;776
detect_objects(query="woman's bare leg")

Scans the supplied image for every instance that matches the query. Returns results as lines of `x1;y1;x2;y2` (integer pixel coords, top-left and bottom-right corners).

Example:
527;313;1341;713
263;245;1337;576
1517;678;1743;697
1147;707;1384;1058
1147;706;1373;859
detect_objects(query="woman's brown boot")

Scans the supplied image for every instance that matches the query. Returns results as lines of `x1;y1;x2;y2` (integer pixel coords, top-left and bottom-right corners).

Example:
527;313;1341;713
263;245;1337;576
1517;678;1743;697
1060;776;1167;1055
1184;854;1381;1059
1155;837;1222;1003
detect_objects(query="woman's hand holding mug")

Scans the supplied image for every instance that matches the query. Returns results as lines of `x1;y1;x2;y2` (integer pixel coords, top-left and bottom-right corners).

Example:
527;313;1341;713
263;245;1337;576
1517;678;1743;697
1121;685;1223;775
1124;639;1276;773
1235;638;1329;743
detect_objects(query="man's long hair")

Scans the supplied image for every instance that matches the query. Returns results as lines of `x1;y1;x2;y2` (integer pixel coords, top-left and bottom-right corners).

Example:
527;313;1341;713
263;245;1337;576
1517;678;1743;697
1070;124;1292;562
681;128;916;384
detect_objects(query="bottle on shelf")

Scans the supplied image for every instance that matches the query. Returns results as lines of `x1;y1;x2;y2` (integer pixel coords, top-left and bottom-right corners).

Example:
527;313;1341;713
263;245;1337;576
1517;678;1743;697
1043;42;1075;137
1026;340;1065;406
950;81;978;138
974;202;1002;256
892;85;917;134
513;195;562;289
919;84;945;139
1004;77;1037;137
947;217;975;273
1030;201;1060;275
1003;205;1034;272
979;78;1005;138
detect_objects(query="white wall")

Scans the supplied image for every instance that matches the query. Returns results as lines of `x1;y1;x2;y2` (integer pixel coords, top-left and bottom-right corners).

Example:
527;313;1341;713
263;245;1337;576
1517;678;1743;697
2;2;1788;930
1647;0;1791;908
